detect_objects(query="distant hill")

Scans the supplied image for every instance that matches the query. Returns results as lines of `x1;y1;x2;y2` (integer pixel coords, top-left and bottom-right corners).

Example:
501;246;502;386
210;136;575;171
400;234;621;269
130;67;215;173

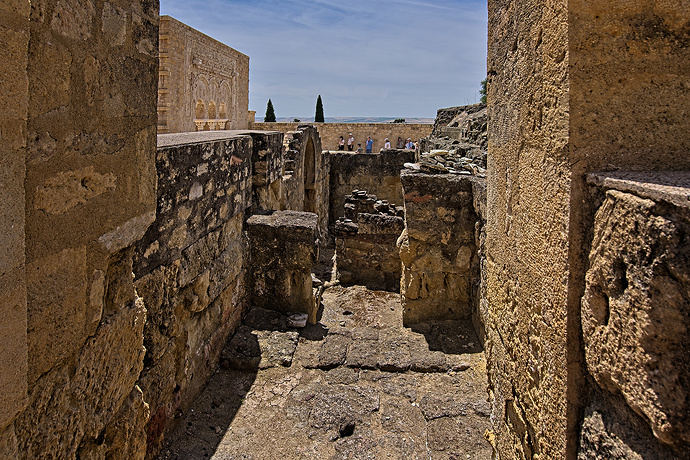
272;117;434;124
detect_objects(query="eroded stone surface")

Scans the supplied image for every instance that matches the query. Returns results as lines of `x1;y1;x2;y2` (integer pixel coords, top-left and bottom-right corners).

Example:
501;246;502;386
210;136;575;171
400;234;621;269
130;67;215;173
582;188;690;447
158;285;491;459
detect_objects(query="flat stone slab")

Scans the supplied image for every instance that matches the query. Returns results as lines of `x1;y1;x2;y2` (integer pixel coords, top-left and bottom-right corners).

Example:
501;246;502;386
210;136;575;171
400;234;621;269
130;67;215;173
587;170;690;208
159;285;492;459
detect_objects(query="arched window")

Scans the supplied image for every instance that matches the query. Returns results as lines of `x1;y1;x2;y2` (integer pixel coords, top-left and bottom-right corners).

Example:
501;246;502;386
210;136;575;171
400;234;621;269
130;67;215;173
195;100;205;120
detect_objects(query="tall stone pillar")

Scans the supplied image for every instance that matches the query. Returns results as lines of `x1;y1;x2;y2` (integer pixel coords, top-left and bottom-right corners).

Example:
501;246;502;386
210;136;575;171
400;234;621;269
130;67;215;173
486;0;690;458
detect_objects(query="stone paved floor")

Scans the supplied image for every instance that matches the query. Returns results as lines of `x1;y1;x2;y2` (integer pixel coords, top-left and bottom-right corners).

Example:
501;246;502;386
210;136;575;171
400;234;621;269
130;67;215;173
158;285;492;459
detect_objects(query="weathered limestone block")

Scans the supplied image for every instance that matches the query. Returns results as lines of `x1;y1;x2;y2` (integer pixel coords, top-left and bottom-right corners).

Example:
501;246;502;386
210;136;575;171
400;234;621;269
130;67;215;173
0;1;30;436
399;171;480;324
0;270;28;432
578;389;688;460
25;246;96;385
248;210;317;321
15;291;147;459
0;424;18;459
583;172;690;448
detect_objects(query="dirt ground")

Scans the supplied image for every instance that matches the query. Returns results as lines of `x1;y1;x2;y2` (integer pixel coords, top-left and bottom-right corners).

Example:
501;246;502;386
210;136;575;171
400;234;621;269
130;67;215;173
157;284;492;459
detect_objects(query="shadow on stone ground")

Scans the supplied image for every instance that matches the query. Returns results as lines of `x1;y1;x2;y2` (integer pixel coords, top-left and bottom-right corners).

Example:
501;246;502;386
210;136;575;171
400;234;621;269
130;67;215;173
158;283;492;460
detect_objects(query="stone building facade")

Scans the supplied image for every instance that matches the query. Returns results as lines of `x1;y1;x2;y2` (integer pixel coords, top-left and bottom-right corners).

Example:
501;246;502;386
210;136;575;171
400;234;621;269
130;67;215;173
158;16;250;133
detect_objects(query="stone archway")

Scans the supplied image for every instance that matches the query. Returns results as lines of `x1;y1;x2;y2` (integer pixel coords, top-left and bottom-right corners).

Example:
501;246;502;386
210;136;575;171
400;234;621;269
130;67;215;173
303;137;316;213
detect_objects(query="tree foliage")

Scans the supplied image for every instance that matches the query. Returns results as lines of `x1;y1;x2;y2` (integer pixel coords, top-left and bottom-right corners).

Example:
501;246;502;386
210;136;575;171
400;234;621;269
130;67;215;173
315;95;325;123
265;99;276;122
479;79;487;104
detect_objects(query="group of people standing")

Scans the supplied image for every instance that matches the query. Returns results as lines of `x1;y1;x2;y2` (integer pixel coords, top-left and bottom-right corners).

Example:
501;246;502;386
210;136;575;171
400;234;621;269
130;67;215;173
337;134;416;152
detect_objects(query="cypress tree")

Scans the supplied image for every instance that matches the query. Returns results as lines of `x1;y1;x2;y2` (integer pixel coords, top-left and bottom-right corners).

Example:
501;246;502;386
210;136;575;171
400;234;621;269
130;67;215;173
315;95;324;123
265;99;276;122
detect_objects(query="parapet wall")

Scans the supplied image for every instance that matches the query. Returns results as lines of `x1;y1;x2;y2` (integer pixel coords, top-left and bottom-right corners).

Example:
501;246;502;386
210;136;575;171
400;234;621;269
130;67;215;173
251;122;433;153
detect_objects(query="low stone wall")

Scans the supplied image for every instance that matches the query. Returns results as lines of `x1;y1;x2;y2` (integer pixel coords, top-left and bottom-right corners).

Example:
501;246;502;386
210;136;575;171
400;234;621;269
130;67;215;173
334;193;405;291
329;150;416;227
578;171;690;458
251;122;432;153
398;171;481;325
133;132;254;455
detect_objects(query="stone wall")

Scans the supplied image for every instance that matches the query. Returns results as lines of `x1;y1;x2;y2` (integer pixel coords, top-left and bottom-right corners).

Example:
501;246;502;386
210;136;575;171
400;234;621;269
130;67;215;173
132;132;253;456
10;0;160;458
398;172;481;325
251;122;432;153
158;16;250;133
329;150;416;227
486;0;690;458
334;194;405;291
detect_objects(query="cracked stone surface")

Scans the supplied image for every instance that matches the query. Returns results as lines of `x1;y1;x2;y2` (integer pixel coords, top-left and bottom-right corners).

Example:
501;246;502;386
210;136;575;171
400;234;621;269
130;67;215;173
158;285;491;459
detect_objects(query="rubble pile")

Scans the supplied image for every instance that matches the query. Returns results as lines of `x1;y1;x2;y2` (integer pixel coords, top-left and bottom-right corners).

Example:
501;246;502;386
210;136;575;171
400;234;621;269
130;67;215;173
335;190;404;234
413;103;488;175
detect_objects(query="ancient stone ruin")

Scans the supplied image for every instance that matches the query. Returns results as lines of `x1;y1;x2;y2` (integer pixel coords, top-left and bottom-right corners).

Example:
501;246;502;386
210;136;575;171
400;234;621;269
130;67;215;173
1;1;688;459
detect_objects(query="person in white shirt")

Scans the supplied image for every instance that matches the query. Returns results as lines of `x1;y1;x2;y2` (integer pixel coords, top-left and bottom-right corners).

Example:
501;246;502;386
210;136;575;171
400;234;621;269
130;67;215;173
347;133;354;151
384;138;391;149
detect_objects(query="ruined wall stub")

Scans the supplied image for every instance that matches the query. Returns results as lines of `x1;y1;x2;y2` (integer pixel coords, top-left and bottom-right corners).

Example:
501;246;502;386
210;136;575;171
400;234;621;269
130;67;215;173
329;150;415;227
0;0;29;454
248;211;318;321
12;0;159;458
487;0;690;458
158;16;249;133
399;172;480;325
134;132;254;455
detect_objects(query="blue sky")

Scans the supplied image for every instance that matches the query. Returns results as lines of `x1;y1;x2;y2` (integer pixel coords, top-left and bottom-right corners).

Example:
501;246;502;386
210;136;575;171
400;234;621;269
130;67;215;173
160;0;488;118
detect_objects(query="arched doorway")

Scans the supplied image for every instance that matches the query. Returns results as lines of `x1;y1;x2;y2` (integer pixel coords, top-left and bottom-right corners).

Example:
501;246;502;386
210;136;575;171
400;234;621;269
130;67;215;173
303;137;316;213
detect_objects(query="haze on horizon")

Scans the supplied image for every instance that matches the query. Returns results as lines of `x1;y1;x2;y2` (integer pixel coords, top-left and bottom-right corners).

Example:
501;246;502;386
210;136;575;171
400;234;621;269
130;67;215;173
160;0;488;119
